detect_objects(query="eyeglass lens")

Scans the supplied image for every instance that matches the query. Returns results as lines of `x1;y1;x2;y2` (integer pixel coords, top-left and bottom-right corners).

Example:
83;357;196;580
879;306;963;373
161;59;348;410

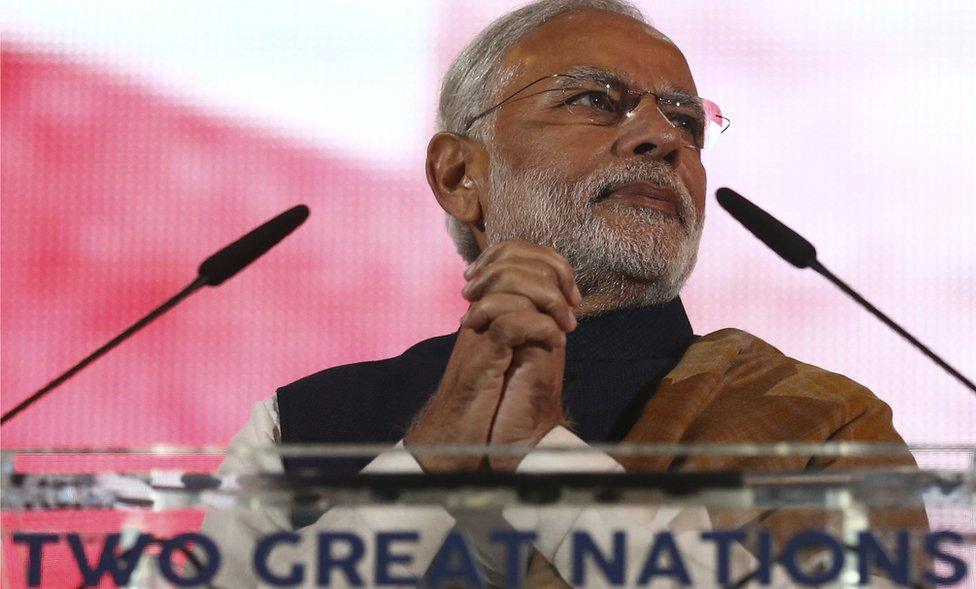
541;77;728;149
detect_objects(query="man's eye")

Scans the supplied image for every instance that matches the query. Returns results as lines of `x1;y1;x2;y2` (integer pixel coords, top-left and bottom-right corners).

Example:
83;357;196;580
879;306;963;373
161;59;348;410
669;114;703;135
565;91;616;112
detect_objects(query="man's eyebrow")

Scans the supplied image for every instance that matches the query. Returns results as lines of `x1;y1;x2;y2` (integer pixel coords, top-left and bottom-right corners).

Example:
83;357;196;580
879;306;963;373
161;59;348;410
558;67;703;107
559;65;634;88
548;66;707;122
658;87;705;118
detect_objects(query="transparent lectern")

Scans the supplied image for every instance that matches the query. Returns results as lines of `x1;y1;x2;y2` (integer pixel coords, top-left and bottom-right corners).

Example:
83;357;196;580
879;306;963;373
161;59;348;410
2;443;974;588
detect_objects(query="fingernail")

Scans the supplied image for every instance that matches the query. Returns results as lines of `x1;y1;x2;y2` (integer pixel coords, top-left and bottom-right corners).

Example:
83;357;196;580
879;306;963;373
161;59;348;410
460;311;469;325
572;285;582;304
463;264;475;279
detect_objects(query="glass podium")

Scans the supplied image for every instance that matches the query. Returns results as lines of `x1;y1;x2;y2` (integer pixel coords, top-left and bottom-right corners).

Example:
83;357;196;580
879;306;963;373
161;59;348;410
2;443;973;588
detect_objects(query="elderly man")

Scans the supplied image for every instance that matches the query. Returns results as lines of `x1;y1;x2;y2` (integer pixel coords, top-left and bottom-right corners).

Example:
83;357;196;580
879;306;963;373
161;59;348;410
207;0;923;586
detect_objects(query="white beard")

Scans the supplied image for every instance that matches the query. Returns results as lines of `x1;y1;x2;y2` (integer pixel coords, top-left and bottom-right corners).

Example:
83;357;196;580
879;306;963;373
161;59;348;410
483;151;703;311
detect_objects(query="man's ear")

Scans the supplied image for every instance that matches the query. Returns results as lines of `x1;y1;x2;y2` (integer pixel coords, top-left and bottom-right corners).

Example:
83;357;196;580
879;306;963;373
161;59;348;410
425;132;488;231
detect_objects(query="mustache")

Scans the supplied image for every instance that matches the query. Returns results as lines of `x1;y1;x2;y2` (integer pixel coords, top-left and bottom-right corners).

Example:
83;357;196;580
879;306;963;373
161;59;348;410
589;162;688;204
585;161;695;228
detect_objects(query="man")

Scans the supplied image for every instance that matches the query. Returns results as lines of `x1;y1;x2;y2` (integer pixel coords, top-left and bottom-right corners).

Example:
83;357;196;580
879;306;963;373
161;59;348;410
205;0;923;586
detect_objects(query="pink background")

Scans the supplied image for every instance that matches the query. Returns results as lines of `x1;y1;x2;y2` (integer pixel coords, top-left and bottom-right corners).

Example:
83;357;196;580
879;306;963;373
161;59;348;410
2;1;974;449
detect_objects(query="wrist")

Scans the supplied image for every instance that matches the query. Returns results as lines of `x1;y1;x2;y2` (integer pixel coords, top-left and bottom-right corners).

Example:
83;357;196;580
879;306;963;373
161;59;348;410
404;416;487;472
488;417;568;472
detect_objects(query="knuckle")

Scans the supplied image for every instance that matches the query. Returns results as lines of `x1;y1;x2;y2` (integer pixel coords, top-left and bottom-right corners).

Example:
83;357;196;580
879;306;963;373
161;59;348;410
534;263;557;282
520;310;545;326
467;299;488;316
539;287;564;310
487;317;517;344
481;294;522;316
488;313;513;332
541;314;561;332
492;240;523;258
484;260;516;281
480;242;503;258
536;317;563;342
548;253;573;276
486;321;506;342
517;295;537;310
498;293;533;311
557;258;575;280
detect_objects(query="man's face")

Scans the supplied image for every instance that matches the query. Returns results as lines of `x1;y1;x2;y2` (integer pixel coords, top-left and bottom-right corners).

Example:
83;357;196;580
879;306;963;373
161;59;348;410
480;9;707;311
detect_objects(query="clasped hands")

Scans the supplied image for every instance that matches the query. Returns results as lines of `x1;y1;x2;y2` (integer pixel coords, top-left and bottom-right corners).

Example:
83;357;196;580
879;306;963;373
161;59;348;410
404;241;580;472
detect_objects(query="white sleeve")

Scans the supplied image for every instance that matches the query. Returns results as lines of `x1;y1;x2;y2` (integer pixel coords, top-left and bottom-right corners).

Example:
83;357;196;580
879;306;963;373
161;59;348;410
203;413;859;588
201;397;456;589
502;426;795;588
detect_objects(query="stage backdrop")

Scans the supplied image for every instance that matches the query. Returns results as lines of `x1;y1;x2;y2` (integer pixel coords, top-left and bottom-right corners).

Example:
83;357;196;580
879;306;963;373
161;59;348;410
2;1;974;447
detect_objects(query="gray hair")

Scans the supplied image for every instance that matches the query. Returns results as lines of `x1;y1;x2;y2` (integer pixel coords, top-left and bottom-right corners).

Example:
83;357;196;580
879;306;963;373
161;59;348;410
438;0;648;263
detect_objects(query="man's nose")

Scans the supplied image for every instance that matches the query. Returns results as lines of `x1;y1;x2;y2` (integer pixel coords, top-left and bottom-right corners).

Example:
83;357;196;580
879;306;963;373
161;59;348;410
610;101;683;166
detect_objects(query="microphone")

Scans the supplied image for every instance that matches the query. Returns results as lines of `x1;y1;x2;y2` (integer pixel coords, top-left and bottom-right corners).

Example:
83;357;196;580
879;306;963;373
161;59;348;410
198;204;309;286
0;205;311;426
716;187;975;395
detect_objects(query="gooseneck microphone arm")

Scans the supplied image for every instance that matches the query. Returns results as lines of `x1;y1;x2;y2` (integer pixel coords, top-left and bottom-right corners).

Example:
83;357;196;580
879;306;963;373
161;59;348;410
808;259;975;393
716;187;975;395
0;204;310;426
0;277;207;426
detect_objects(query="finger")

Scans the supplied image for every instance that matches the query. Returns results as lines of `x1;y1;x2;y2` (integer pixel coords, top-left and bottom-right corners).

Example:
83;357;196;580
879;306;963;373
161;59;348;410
466;242;580;305
463;264;576;331
464;263;576;331
460;293;536;331
466;243;580;305
463;241;514;278
491;248;579;306
487;311;565;350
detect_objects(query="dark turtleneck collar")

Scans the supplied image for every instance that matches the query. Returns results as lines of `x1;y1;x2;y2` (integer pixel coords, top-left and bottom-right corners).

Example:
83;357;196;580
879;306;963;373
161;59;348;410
565;297;694;362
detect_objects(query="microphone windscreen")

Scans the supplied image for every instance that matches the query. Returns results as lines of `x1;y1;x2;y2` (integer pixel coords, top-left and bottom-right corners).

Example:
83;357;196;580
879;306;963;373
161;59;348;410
716;187;817;268
198;205;310;286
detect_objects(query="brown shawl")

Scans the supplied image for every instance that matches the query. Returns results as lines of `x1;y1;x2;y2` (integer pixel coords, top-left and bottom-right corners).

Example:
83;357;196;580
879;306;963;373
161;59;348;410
524;328;927;587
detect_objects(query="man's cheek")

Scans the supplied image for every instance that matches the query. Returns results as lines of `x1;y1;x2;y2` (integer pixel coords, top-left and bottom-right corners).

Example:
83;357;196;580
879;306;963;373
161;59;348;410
532;137;605;176
681;165;706;214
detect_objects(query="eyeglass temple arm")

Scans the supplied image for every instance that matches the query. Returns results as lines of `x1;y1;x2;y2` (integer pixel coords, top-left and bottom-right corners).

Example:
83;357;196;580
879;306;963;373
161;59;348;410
462;74;565;133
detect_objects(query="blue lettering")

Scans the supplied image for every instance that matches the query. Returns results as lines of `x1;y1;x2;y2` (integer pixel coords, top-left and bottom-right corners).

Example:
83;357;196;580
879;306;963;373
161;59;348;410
755;530;774;584
701;530;746;584
781;530;844;585
490;529;537;588
375;532;418;586
425;531;484;588
67;533;152;587
923;530;967;585
157;533;220;587
254;532;303;586
637;532;691;585
856;530;910;585
12;533;59;587
318;532;365;586
571;531;625;586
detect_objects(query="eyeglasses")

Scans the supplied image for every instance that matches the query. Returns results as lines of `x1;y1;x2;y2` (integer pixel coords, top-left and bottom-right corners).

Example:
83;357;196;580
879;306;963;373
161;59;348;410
463;72;731;150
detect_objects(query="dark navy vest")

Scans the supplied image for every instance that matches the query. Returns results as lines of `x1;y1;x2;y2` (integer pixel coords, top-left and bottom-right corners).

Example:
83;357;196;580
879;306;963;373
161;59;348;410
277;298;695;475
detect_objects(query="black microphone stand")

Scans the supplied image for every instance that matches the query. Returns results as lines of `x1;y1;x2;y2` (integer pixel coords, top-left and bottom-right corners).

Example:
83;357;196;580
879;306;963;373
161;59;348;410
809;259;975;393
0;204;309;426
717;187;975;396
1;277;208;425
